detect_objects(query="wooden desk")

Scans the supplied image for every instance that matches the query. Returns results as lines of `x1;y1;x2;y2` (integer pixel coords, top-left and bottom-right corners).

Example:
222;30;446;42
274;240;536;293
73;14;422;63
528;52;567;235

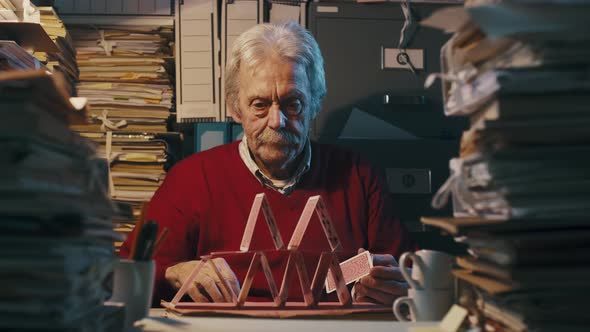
139;309;438;332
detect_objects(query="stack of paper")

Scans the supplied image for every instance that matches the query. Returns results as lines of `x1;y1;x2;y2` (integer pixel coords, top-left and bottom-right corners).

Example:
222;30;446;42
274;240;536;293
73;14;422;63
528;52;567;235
434;146;590;220
33;6;78;96
67;24;178;252
77;131;174;251
0;0;39;23
422;1;590;220
421;216;590;332
0;0;19;21
0;69;122;330
75;81;172;133
69;25;174;133
421;1;590;331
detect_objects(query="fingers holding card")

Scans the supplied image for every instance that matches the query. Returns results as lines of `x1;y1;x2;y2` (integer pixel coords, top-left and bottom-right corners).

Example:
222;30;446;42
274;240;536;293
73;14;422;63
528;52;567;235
354;271;409;305
325;250;373;293
349;249;408;305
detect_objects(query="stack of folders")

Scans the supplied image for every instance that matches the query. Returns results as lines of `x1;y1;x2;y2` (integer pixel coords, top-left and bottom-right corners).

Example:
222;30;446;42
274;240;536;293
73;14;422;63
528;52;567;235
33;6;78;96
421;1;590;331
0;69;124;330
67;24;178;252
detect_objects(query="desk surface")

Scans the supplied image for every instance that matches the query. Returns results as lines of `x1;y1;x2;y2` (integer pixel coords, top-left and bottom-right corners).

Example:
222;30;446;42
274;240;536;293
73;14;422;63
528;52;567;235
140;309;437;332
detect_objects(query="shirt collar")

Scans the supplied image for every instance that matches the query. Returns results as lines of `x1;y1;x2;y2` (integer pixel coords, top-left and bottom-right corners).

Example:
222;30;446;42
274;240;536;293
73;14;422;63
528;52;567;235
239;135;311;195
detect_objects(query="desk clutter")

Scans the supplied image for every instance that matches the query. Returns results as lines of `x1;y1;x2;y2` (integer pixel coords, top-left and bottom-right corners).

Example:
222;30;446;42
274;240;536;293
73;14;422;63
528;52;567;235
1;2;181;253
0;3;179;328
421;1;590;331
0;69;123;330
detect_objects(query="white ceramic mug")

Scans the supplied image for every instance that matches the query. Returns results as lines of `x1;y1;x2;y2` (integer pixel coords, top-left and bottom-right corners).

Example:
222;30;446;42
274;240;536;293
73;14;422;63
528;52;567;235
399;250;454;290
109;259;155;332
393;288;454;322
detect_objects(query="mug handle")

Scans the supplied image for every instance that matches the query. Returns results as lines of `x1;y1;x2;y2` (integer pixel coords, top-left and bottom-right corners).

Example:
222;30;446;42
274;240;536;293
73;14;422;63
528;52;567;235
399;252;422;289
393;296;416;322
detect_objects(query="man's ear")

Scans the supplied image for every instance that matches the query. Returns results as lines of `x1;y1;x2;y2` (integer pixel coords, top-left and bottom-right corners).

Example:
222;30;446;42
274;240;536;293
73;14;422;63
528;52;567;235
229;105;243;124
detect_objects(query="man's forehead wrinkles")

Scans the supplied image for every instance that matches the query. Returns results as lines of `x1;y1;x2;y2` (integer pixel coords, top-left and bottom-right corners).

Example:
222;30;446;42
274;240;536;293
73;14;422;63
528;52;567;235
247;87;305;101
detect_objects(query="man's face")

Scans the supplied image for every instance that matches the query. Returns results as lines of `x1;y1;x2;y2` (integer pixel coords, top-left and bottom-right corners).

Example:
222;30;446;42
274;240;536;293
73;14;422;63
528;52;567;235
233;57;311;177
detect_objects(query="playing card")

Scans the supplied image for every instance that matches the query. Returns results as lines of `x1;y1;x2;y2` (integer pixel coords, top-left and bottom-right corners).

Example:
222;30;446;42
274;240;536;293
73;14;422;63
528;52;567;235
259;253;280;304
261;196;285;249
315;197;342;252
240;193;285;251
240;194;264;252
287;196;318;250
288;196;342;251
325;251;373;294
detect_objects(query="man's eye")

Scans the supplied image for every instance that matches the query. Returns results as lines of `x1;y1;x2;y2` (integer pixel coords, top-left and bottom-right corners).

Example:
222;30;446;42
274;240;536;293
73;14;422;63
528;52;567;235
285;100;302;115
252;102;268;111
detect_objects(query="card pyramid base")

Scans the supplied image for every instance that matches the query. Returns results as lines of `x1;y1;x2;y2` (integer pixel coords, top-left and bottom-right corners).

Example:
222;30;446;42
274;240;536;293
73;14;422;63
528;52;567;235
165;250;354;312
161;300;390;318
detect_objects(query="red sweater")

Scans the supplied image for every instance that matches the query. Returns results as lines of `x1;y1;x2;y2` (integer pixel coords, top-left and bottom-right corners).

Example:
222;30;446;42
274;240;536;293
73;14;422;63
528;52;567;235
120;141;415;305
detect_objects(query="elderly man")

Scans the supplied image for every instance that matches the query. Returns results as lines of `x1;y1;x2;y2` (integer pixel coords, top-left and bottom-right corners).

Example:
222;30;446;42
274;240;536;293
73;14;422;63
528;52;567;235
120;21;415;306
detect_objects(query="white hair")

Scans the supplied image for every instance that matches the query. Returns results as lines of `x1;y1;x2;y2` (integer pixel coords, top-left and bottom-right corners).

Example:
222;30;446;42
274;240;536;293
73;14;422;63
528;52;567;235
224;21;326;118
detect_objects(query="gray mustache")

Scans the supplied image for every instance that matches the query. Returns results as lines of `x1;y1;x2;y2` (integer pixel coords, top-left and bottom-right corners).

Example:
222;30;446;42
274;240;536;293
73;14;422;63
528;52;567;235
258;129;298;144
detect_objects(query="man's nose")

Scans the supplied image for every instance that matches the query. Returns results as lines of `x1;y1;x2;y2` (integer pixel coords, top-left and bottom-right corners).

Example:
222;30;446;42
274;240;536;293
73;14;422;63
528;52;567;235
267;103;286;130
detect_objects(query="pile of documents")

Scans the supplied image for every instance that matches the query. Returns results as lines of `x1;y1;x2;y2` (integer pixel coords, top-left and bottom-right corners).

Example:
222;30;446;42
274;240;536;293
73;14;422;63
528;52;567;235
421;1;590;331
0;0;39;22
78;131;174;251
33;6;78;96
69;24;174;134
68;24;177;251
0;69;122;330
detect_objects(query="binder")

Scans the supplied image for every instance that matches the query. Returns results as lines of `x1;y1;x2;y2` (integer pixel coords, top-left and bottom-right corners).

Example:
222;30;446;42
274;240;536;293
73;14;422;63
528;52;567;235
220;0;261;121
176;0;221;122
53;0;172;15
269;1;305;24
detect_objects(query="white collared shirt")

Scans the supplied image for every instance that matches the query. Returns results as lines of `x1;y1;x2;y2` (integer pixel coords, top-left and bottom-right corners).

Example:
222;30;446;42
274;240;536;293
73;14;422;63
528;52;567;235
238;135;311;195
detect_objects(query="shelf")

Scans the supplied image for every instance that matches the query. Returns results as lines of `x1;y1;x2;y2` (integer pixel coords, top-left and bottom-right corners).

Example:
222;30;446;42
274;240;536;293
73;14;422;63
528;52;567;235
60;15;174;26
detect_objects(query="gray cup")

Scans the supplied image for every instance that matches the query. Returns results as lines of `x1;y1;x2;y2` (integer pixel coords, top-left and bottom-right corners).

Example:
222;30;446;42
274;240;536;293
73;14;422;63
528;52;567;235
109;259;155;332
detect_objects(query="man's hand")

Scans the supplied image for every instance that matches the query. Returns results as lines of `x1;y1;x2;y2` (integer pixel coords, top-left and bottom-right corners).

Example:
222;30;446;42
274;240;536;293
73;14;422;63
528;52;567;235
165;258;241;302
353;248;409;305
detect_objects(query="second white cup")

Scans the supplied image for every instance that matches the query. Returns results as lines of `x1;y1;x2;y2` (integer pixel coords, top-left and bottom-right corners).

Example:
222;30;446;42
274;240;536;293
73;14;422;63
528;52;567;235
393;288;454;322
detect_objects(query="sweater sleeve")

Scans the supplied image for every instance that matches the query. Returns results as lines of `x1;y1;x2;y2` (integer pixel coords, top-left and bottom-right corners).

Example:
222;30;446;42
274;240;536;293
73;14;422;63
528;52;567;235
362;161;417;261
119;162;200;307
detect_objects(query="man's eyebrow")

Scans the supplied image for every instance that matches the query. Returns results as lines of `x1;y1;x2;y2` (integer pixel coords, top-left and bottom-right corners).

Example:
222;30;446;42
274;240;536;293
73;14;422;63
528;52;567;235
283;89;305;99
247;95;271;103
247;89;305;103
